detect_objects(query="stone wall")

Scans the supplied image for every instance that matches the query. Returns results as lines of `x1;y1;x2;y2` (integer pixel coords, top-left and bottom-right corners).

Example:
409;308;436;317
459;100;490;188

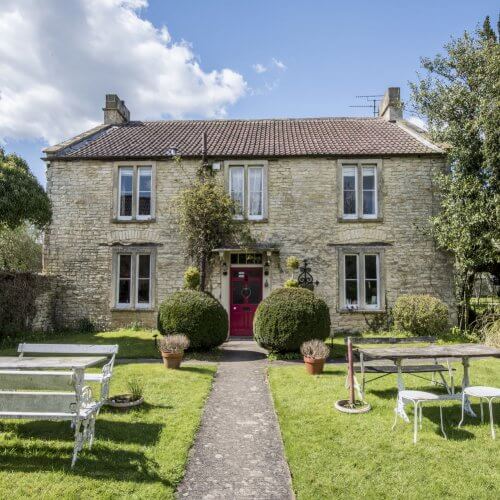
0;272;61;334
44;155;455;333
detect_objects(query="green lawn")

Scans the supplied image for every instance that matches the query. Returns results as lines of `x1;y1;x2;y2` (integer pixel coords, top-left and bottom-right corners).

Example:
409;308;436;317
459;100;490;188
269;360;500;500
0;362;216;499
0;329;223;361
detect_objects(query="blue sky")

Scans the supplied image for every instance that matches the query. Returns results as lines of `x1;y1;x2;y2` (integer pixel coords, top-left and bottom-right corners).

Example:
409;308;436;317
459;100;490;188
1;0;497;184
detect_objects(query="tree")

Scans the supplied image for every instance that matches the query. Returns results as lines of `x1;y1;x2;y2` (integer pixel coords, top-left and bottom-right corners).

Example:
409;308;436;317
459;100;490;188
0;225;43;272
0;148;52;230
410;16;500;328
176;159;252;291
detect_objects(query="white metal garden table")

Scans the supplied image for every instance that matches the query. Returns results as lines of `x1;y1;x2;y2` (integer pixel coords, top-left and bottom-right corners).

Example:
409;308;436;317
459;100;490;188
0;356;107;397
356;344;500;421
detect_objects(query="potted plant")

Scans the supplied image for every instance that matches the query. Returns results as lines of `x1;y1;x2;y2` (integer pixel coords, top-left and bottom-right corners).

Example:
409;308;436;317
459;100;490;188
300;339;330;375
106;377;144;411
158;334;190;369
286;256;300;279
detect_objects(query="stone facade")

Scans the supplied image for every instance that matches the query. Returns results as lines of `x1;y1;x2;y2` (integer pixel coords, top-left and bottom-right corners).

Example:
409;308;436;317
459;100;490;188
44;154;455;333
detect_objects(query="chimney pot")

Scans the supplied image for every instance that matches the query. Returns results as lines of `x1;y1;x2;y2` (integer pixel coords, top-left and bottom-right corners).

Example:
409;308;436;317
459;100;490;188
103;94;130;124
379;87;402;122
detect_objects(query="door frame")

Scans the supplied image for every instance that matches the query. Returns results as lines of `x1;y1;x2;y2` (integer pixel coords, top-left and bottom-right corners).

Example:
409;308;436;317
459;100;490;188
228;263;264;337
218;251;273;340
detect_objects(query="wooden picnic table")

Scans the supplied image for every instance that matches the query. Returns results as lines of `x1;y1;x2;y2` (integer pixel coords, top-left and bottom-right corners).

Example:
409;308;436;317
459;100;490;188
356;344;500;420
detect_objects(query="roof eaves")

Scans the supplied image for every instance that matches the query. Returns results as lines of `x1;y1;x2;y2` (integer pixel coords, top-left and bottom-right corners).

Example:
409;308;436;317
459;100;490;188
42;124;113;158
395;120;445;154
46;151;447;163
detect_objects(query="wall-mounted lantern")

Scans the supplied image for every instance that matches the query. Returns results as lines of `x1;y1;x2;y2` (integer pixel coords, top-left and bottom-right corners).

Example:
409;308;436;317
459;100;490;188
264;259;270;276
219;251;228;275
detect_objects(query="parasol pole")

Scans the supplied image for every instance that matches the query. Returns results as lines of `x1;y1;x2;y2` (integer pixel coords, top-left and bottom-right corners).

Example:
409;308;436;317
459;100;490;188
347;336;355;405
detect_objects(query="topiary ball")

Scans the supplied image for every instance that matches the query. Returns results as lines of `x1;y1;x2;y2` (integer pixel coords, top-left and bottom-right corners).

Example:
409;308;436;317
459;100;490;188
253;287;331;352
157;290;228;350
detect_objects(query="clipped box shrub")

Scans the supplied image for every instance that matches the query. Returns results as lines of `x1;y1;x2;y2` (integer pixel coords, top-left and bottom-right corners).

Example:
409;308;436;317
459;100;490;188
254;287;330;352
393;294;449;337
158;290;228;350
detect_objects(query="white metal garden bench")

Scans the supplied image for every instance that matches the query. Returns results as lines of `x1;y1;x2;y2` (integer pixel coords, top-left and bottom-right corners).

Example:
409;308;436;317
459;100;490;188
0;368;101;467
18;344;119;403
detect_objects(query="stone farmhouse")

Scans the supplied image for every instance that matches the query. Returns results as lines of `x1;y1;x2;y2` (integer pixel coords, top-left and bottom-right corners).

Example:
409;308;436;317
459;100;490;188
43;87;455;334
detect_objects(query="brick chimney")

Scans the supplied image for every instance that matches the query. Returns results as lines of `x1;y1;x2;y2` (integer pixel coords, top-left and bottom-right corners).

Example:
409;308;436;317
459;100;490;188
103;94;130;124
378;87;402;122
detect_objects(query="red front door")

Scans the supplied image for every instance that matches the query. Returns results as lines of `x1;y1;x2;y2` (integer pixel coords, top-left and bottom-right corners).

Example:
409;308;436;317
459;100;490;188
230;267;263;336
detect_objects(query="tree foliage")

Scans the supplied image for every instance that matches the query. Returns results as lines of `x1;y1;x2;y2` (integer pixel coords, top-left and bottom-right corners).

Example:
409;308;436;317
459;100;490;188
410;16;500;327
0;148;52;230
0;225;42;272
176;160;252;291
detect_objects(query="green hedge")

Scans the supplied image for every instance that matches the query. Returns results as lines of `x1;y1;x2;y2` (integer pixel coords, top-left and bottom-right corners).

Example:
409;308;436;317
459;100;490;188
254;287;330;352
393;294;449;337
157;290;228;350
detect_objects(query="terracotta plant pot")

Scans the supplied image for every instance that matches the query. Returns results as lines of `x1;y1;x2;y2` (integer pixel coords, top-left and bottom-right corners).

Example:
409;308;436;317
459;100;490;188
303;356;326;375
161;350;184;369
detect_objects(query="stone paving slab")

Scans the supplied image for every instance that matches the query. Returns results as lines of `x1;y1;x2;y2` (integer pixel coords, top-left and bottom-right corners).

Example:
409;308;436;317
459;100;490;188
177;340;294;500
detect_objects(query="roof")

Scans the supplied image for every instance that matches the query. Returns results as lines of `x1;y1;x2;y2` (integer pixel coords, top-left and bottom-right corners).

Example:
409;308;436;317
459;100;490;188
45;117;443;160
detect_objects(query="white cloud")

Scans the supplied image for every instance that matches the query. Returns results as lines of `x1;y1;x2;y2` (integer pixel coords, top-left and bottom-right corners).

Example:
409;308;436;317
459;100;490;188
0;0;247;144
272;58;287;70
252;63;267;74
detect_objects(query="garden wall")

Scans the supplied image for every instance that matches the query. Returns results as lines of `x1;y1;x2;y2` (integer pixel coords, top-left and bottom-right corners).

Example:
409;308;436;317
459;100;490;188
0;271;62;335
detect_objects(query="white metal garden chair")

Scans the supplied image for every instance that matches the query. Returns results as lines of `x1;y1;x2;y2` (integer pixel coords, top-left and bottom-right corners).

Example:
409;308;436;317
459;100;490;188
392;390;447;444
458;386;500;439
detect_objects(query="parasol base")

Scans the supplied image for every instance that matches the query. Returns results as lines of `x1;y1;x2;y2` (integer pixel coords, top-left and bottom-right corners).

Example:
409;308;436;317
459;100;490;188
334;399;371;414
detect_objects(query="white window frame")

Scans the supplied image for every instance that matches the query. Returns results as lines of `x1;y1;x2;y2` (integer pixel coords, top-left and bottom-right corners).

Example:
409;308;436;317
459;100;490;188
338;160;381;221
116;253;133;307
118;167;134;221
135;253;152;309
363;254;380;309
343;254;359;308
229;165;245;220
362;166;378;219
342;166;358;220
136;166;153;221
112;248;156;310
225;160;268;221
339;248;384;311
115;162;156;222
247;166;264;221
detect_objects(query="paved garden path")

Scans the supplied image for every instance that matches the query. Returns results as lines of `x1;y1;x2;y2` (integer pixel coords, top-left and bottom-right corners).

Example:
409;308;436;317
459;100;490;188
177;339;294;500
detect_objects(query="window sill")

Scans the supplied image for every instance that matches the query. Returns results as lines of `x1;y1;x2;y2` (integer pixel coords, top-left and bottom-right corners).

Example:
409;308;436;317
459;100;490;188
111;307;155;312
111;217;156;224
234;218;269;224
337;217;383;224
339;308;384;314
